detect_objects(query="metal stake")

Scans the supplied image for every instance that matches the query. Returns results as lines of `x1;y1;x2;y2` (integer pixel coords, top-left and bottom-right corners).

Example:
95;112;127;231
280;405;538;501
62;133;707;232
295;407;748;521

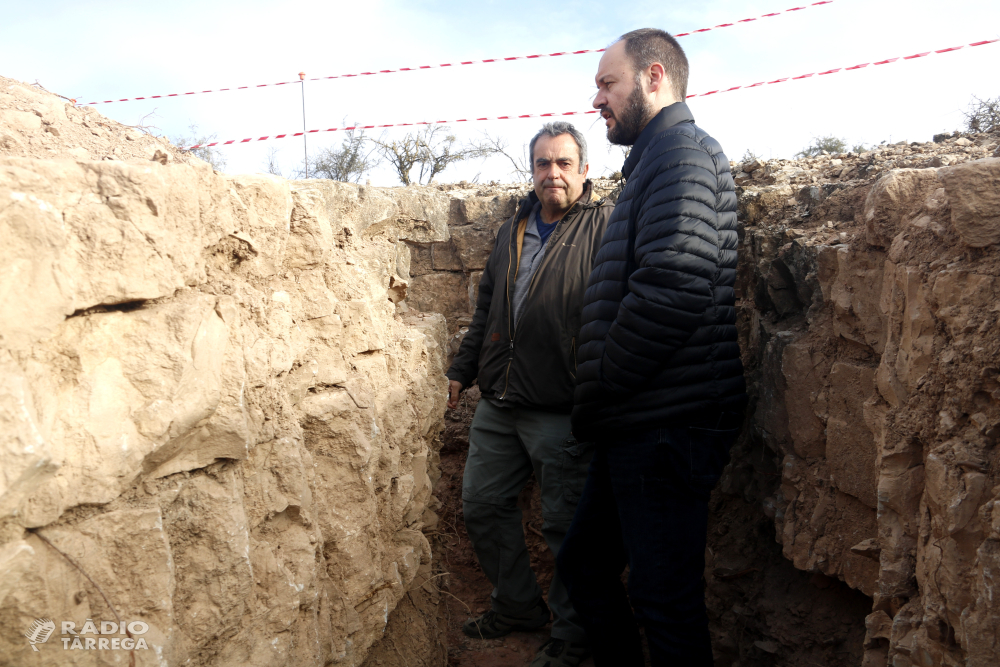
299;71;308;179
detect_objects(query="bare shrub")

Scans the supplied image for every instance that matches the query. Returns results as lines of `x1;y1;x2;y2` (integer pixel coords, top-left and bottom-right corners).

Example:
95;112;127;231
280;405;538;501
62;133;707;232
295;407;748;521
305;123;377;183
373;126;499;185
263;147;282;177
476;132;532;182
962;95;1000;134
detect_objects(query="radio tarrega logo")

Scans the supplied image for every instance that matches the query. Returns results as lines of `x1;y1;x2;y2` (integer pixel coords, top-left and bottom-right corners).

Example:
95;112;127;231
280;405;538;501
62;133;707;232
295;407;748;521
22;618;150;651
24;618;55;651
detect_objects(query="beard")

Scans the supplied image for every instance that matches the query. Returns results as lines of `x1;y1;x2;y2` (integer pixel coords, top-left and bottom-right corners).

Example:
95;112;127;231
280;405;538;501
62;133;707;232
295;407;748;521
604;80;654;146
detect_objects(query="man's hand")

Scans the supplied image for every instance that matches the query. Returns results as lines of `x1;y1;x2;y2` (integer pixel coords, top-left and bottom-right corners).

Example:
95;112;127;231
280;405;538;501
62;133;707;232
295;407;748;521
447;380;463;410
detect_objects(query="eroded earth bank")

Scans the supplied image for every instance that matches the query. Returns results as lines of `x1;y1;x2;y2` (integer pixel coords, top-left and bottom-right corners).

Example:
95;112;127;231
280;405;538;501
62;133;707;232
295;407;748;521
2;77;1000;666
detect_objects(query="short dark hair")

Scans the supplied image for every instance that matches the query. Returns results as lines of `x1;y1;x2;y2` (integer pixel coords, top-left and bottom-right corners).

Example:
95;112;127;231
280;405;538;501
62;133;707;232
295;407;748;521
618;28;689;101
528;121;588;173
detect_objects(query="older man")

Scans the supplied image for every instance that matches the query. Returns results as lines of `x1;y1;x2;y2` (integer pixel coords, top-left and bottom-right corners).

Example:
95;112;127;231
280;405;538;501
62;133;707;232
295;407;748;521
446;121;613;667
557;29;747;666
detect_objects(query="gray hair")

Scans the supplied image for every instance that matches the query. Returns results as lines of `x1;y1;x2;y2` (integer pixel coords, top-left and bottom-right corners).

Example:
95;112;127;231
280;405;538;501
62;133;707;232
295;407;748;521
528;121;588;173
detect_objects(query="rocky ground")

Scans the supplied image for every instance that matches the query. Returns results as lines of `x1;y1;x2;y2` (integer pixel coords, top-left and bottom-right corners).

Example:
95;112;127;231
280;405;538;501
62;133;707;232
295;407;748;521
734;129;1000;246
0;75;194;164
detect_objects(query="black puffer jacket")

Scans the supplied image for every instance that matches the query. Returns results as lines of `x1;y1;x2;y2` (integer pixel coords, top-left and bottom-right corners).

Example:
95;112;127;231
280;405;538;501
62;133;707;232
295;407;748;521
447;182;613;412
572;103;746;438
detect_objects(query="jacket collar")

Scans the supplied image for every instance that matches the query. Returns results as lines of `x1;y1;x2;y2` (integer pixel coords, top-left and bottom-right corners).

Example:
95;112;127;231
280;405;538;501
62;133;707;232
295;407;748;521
621;102;696;180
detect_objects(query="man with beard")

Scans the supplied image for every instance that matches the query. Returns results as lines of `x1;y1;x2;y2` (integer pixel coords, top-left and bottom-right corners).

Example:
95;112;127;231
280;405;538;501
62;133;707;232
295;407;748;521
446;121;613;667
556;29;747;666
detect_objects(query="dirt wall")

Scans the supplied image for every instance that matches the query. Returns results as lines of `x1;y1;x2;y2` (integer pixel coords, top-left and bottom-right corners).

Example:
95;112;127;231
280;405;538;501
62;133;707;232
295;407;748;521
0;150;464;665
405;135;1000;667
732;137;1000;666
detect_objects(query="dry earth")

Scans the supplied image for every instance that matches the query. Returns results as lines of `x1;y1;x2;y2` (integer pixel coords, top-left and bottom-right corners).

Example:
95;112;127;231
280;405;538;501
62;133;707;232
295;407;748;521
0;76;457;667
0;75;193;165
726;131;1000;667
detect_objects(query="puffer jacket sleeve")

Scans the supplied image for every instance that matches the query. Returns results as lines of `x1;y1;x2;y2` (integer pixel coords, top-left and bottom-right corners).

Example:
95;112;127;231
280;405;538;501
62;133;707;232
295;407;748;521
600;132;723;394
445;226;504;388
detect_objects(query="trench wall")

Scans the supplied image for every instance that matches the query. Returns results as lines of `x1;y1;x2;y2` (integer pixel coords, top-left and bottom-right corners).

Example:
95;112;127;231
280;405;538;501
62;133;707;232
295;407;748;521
0;157;532;666
398;144;1000;666
733;151;1000;666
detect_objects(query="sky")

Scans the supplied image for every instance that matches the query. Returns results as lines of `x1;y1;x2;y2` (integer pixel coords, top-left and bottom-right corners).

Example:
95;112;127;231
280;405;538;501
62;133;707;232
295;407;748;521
2;0;998;185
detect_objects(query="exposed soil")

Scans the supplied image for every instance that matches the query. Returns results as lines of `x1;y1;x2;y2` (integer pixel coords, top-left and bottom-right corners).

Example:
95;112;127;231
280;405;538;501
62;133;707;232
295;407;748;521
0;75;195;164
8;70;997;666
704;430;873;666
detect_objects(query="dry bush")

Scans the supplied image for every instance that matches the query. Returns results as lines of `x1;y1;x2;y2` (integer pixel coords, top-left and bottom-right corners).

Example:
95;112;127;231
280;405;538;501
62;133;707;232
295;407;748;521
476;132;532;182
373;126;499;185
962;94;1000;134
301;122;377;182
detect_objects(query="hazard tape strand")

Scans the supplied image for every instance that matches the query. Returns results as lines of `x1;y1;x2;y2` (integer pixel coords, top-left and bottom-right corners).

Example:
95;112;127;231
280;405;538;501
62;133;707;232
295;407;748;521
180;37;998;151
183;110;602;149
683;38;998;99
83;1;835;106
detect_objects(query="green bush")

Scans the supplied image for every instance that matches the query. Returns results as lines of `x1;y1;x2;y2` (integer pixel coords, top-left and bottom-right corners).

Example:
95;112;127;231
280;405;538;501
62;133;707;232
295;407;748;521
795;135;848;158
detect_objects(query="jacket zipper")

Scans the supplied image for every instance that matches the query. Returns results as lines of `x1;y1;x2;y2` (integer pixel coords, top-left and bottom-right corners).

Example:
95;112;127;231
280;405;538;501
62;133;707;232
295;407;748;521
498;206;520;400
571;336;577;376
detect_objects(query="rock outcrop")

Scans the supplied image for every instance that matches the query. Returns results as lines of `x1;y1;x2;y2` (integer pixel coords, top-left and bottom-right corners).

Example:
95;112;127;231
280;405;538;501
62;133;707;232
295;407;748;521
0;148;459;665
733;135;1000;666
0;75;193;165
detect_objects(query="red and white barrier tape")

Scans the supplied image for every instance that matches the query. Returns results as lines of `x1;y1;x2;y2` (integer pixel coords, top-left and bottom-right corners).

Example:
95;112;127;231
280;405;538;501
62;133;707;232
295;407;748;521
180;37;998;151
182;110;602;149
83;1;834;106
683;38;999;99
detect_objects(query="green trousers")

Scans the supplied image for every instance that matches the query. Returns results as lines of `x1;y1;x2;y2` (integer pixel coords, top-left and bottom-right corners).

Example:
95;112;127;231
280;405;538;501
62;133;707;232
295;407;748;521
461;399;592;643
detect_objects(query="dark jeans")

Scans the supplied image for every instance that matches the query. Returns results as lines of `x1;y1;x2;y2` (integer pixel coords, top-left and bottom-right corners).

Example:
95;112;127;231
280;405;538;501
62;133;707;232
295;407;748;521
557;418;740;666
